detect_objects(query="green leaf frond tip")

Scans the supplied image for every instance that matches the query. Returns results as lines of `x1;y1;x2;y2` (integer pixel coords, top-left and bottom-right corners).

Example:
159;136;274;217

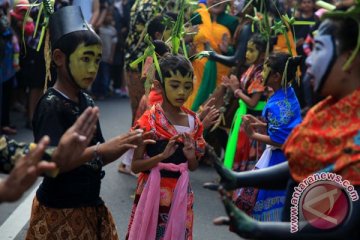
190;51;212;60
129;34;155;69
316;0;336;11
152;52;162;83
129;34;163;83
20;0;54;51
20;1;41;51
171;0;186;54
33;3;43;38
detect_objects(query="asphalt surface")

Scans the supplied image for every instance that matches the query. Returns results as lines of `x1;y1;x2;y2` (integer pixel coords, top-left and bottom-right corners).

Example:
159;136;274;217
0;96;240;240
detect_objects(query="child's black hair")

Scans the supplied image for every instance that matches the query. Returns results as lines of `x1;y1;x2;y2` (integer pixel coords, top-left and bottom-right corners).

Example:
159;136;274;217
249;33;272;54
155;54;193;83
267;52;302;84
330;17;359;55
148;12;177;40
153;40;170;56
147;16;166;40
51;30;102;57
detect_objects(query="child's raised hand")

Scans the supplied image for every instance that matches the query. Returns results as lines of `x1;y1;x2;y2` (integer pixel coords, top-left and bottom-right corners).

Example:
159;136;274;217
0;136;57;202
242;116;255;138
244;114;258;123
202;106;220;130
244;114;266;129
160;135;179;160
221;75;231;88
104;129;146;160
221;74;239;92
228;74;240;92
182;133;196;161
198;97;216;121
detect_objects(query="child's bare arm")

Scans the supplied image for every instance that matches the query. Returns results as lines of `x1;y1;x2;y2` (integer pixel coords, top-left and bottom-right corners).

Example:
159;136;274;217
182;133;198;171
234;90;262;109
131;135;179;173
243;117;282;148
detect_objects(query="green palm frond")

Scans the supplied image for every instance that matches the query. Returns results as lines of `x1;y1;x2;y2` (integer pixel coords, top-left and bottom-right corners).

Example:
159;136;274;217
316;0;336;11
129;34;163;83
129;34;155;69
20;0;54;51
171;0;186;54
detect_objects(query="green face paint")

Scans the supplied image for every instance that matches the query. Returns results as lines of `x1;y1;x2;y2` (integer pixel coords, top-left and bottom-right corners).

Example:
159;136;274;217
69;43;102;89
245;41;260;65
164;70;193;107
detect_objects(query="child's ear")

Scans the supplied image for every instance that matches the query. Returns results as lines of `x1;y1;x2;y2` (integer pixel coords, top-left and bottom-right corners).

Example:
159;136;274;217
52;49;66;67
153;80;162;89
154;31;162;40
274;72;282;82
258;52;266;62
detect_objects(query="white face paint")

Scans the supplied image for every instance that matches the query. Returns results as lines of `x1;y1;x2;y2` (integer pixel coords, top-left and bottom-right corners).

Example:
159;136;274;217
233;0;246;15
305;32;336;92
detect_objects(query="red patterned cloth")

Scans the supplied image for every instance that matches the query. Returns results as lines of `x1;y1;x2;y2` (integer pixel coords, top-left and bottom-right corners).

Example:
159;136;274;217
240;64;266;95
134;104;206;157
126;104;205;240
284;88;360;185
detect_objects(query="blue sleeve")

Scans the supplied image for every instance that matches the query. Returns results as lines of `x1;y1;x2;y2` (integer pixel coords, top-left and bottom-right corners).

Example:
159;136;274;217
264;99;301;144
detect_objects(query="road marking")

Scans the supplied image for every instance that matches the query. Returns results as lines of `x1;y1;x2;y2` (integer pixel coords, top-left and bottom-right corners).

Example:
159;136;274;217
0;185;38;239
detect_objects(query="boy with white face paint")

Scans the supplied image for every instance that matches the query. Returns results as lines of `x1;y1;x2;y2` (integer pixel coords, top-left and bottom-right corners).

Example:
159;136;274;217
204;2;360;239
27;6;146;239
305;19;338;93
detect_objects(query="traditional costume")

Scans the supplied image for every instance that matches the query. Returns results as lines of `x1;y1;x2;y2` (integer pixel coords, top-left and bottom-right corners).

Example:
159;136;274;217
126;104;205;240
234;86;302;221
25;6;118;239
284;87;360;185
224;64;267;171
184;3;235;111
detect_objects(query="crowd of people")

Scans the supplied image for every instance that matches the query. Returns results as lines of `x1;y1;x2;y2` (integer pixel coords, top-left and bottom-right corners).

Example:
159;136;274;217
0;0;359;239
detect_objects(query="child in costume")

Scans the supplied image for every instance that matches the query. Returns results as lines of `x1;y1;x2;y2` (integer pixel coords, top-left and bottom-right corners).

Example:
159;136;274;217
210;2;360;238
221;34;269;172
26;6;144;239
240;52;302;221
126;54;206;240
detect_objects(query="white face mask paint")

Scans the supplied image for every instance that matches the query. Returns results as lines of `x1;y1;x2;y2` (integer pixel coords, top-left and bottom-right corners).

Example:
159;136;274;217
305;22;336;92
233;0;246;15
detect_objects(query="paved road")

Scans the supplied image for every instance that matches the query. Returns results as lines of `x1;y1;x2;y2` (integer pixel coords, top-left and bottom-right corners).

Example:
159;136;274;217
0;96;239;240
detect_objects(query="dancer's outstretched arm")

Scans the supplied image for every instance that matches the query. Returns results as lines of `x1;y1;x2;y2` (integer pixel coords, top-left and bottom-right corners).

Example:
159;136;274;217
209;24;252;67
217;187;360;240
204;159;290;191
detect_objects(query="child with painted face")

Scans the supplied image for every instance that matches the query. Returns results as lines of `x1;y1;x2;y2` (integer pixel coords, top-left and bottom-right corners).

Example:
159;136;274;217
26;6;144;239
126;54;206;240
221;34;268;175
206;5;360;239
240;52;302;221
